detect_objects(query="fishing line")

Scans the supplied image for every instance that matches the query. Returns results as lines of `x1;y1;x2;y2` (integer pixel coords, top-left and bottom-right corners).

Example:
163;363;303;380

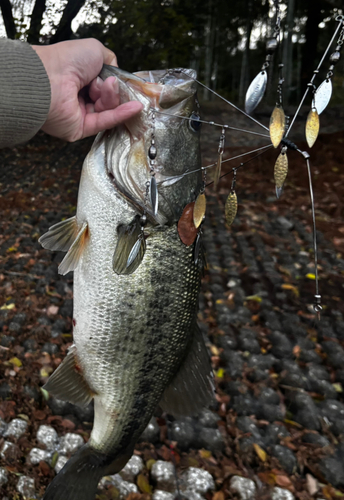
158;70;269;132
153;108;270;138
285;15;344;137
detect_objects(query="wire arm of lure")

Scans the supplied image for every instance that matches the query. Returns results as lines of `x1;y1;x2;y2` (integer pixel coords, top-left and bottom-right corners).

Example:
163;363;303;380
152;109;270;138
286;15;344;137
157;144;273;185
206;145;274;187
296;148;322;319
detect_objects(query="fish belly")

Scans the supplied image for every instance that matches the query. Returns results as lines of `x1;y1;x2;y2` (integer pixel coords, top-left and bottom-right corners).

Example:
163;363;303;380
73;166;201;456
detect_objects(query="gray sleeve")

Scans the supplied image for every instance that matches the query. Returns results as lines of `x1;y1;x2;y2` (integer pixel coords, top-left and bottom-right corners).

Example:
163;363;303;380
0;38;51;149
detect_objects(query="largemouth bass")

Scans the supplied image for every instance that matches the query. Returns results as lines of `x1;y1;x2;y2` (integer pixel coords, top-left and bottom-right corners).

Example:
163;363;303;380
39;66;214;500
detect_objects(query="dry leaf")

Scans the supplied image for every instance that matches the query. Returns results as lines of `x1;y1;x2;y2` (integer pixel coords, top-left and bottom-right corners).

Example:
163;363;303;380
253;443;267;462
137;473;152;494
306;473;319;496
213;492;225;500
177;202;198;246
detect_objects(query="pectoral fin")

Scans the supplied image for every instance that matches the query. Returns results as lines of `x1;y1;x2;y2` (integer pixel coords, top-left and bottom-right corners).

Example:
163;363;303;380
160;324;215;417
113;216;146;275
58;222;88;275
39;216;78;252
44;345;94;407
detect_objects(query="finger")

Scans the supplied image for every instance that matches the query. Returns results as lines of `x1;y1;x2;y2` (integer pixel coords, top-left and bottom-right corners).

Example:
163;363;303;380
102;46;118;67
82;101;143;139
94;77;120;112
89;77;103;102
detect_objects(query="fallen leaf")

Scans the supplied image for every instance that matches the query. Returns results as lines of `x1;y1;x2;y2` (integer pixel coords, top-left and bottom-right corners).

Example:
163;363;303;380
212;492;225;500
306;473;319;496
47;305;59;315
275;474;293;488
253;443;267;462
137;473;152;494
9;357;22;367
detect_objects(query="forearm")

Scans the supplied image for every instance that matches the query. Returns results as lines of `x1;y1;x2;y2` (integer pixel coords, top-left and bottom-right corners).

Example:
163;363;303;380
0;38;51;149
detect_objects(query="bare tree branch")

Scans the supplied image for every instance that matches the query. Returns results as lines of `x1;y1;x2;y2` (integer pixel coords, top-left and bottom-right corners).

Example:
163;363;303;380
50;0;86;43
0;0;17;39
27;0;46;44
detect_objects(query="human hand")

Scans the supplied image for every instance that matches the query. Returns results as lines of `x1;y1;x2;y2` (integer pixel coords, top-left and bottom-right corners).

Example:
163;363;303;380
32;39;143;142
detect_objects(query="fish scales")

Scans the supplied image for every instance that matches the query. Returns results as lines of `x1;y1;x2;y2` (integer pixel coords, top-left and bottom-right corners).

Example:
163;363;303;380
40;67;214;500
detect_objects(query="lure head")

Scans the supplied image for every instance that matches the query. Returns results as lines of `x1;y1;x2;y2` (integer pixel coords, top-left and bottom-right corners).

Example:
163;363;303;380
97;66;202;225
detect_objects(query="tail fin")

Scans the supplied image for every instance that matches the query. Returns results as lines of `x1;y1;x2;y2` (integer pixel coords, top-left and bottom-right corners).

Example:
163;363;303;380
43;444;131;500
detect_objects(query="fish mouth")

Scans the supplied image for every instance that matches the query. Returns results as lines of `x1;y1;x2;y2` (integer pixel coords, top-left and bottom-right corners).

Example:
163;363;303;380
100;66;197;109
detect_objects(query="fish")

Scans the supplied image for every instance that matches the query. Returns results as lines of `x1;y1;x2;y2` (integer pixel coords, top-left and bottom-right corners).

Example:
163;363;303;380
39;66;214;500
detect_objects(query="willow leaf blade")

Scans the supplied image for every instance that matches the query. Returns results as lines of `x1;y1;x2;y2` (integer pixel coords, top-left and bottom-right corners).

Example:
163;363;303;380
245;71;267;115
269;105;286;148
274;151;288;199
225;191;237;226
306;109;320;148
193;193;206;228
314;79;332;115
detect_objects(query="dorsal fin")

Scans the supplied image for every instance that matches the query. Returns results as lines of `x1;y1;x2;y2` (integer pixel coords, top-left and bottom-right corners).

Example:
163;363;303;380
160;324;215;417
44;345;95;407
39;216;78;252
58;222;89;275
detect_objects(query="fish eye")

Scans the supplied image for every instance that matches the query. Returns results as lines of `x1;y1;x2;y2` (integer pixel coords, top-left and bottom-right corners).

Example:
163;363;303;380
189;113;202;133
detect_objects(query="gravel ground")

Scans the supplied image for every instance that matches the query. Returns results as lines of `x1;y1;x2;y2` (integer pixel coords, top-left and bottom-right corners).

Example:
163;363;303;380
0;105;344;500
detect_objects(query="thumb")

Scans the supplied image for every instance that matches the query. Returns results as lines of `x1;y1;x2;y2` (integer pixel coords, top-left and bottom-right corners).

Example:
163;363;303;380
103;47;118;67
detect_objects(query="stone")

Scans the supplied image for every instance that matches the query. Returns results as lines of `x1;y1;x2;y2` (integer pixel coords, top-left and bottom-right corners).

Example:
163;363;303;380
277;216;294;230
222;349;244;378
139;417;160;443
41;342;59;355
269;331;293;359
120;455;144;482
263;424;290;446
302;433;330;447
152;491;175;500
258;387;280;405
237;417;262;441
73;402;94;423
4;418;27;439
197;409;219;429
257;404;285;423
170;419;195;450
48;397;75;416
0;467;8;485
28;447;51;465
55;455;68;474
151;460;176;492
271;445;297;474
198;428;224;452
0;335;15;347
232;394;261;417
17;476;35;498
118;480;138;498
318;457;344;487
59;433;84;455
182;467;215;494
272;487;295;500
0;382;11;398
0;417;7;436
1;441;16;458
229;475;256;500
182;491;205;500
23;385;40;401
295;408;321;431
37;424;58;449
23;338;37;352
8;321;21;333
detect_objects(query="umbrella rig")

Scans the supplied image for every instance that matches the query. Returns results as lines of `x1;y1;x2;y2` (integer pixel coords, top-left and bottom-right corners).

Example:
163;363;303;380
145;9;344;320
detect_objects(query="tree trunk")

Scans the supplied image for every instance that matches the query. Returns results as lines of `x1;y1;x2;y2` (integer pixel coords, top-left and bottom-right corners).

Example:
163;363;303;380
27;0;46;44
203;0;215;100
50;0;86;43
0;0;16;39
239;7;253;104
282;0;295;106
301;0;324;91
